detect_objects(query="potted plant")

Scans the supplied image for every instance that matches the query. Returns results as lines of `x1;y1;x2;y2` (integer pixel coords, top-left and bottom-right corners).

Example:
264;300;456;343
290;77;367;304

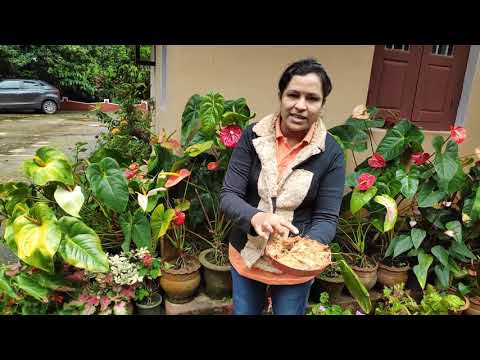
377;224;421;288
337;216;378;290
60;249;166;315
159;214;202;304
417;285;467;315
188;186;233;300
133;248;167;315
135;281;163;315
374;283;419;315
310;260;344;302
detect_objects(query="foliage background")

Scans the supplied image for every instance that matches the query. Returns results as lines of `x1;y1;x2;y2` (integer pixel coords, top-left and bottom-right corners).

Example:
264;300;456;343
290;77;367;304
0;45;151;102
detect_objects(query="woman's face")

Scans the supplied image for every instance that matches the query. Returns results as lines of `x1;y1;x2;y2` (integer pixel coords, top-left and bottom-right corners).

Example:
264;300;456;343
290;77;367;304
279;73;324;136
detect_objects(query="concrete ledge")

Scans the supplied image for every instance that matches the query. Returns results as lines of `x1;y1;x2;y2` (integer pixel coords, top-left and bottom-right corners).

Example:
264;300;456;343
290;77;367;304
165;292;233;315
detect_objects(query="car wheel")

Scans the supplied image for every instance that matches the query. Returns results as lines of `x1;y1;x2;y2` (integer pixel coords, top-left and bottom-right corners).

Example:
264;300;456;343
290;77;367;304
42;100;58;114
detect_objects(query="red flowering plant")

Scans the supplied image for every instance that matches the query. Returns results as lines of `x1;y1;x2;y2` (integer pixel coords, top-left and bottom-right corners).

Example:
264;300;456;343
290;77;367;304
179;92;254;179
332;106;430;269
332;105;479;291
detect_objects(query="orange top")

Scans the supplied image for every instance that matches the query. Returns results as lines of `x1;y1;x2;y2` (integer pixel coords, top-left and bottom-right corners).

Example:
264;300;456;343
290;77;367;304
229;116;316;285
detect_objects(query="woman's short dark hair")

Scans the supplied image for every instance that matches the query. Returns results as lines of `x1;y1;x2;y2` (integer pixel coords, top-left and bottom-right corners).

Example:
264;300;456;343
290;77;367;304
278;58;332;104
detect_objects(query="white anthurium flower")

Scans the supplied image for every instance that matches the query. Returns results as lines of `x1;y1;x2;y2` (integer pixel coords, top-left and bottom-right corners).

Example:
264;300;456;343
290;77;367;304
444;230;455;238
137;193;149;212
409;220;417;228
147;187;167;196
137;188;167;212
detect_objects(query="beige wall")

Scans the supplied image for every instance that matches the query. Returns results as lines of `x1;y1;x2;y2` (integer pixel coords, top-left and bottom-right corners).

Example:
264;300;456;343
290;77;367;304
152;45;374;136
152;45;480;169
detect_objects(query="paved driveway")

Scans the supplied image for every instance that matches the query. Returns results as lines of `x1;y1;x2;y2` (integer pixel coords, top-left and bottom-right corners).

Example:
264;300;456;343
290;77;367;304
0;111;106;182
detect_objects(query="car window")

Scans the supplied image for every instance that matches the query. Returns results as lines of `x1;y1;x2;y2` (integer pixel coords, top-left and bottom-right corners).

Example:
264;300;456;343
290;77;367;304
0;80;21;89
23;81;42;89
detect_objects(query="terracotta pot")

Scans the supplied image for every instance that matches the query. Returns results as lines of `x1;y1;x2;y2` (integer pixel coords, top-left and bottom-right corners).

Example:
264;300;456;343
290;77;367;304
465;296;480;315
198;249;232;300
449;296;470;315
377;262;410;288
350;262;378;290
160;257;201;304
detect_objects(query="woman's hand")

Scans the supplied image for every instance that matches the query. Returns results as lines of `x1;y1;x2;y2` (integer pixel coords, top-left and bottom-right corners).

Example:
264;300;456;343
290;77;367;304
250;212;299;240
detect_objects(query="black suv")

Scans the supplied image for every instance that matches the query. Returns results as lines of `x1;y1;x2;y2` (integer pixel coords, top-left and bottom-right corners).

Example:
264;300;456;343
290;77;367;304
0;79;61;114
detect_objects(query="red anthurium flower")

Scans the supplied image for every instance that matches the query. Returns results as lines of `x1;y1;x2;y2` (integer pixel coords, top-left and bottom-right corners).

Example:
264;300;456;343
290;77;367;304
207;161;219;171
173;210;186;226
450;125;466;144
219;125;242;149
165;169;191;188
411;152;431;165
357;173;376;191
368;153;386;168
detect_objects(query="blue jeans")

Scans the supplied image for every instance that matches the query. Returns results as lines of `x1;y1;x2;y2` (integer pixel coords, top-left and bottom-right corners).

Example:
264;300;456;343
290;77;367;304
230;266;314;315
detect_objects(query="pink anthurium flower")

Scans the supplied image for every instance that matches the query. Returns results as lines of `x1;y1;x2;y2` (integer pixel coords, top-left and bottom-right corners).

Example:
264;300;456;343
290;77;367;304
368;153;386;168
165;169;191;188
450;125;466;144
219;125;242;149
357;173;376;191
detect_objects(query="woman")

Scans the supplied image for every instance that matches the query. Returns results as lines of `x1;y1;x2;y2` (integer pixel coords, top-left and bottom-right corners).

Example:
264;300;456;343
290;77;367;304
220;58;345;315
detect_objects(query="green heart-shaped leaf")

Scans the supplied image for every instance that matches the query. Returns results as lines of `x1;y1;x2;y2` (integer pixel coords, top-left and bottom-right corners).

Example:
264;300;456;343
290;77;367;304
393;235;413;258
54;185;84;218
450;241;476;261
411;228;426;249
329;125;368;152
151;204;175;240
58;216;109;273
396;169;419;199
86;157;129;213
432;245;449;267
376;120;411;161
13;203;61;273
417;181;447;208
23;147;74;186
119;210;151;252
350;187;377;214
434;264;450;289
413;252;433;289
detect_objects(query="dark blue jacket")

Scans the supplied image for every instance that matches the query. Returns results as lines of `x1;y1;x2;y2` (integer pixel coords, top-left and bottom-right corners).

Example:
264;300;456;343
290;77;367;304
220;114;346;255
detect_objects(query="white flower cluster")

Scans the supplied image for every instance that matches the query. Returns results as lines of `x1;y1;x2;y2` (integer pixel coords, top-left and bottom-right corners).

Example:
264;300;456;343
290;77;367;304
133;247;150;260
108;254;144;285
